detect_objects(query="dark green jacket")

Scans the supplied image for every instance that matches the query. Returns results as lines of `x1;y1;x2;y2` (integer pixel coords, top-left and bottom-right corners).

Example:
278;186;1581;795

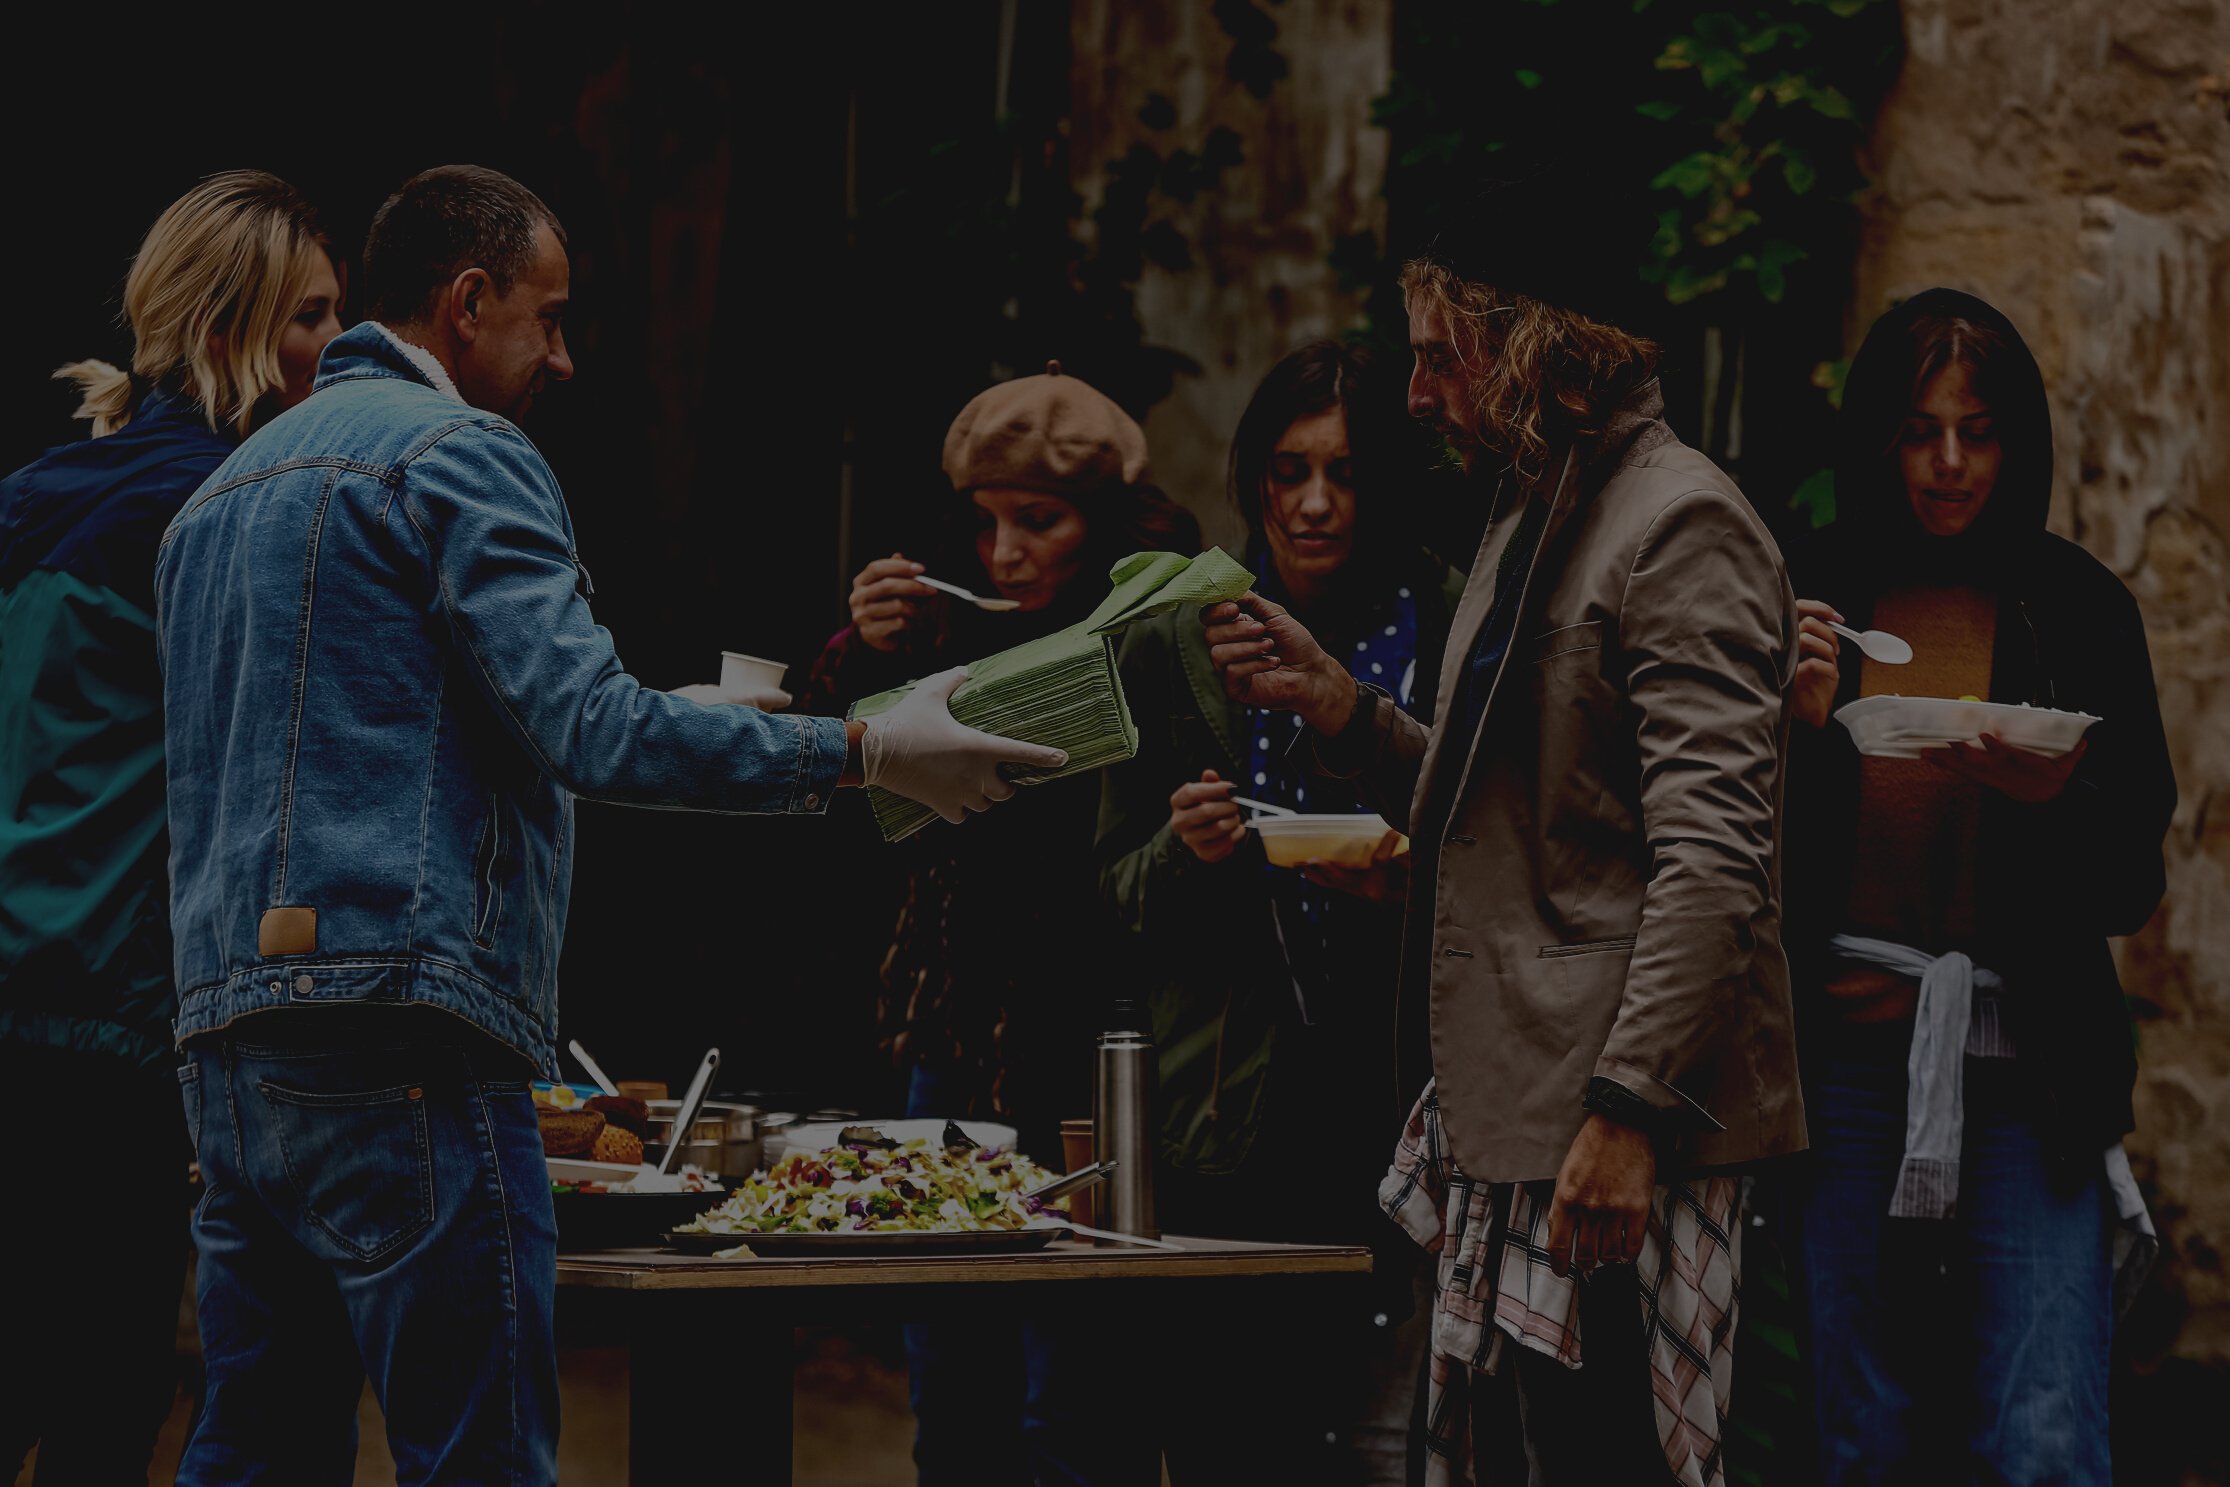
1095;555;1465;1176
1;390;233;1068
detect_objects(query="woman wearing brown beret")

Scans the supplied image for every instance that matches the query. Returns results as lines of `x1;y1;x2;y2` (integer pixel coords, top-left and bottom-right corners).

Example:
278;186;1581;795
792;362;1196;1486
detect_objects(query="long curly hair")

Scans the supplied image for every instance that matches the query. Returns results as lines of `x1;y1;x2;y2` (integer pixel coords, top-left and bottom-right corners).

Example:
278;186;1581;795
1400;258;1660;486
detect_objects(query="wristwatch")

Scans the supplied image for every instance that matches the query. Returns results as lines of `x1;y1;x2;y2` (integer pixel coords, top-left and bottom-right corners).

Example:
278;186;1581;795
1333;676;1379;749
1583;1075;1670;1136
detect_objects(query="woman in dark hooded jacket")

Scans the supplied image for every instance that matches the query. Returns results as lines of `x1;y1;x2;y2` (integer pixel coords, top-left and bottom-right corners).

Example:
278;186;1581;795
1780;289;2175;1483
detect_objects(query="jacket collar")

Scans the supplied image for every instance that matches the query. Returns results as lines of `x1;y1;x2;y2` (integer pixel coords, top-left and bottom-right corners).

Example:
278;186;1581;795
313;321;467;404
1574;376;1673;493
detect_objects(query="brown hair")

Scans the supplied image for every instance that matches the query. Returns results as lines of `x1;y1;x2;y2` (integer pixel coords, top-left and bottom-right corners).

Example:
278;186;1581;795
1400;258;1660;486
363;165;566;326
1229;339;1411;573
55;171;332;438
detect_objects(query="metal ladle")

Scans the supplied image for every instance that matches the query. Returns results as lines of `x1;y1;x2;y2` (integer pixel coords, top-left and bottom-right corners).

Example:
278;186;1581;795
657;1048;721;1177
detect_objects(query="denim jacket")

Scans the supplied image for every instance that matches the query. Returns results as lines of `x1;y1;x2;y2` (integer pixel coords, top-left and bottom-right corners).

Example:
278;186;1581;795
155;323;848;1073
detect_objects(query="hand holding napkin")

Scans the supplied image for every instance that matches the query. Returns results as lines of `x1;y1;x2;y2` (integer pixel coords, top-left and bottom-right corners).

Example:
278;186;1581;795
860;667;1069;823
853;548;1255;841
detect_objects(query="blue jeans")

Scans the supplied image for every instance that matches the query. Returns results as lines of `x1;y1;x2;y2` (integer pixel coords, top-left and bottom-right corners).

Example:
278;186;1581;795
900;1064;1154;1486
1792;1032;2112;1486
177;1030;558;1486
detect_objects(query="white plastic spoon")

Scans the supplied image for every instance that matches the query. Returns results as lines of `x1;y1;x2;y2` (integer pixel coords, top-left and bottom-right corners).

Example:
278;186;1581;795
915;574;1021;612
1828;620;1914;665
1229;796;1297;818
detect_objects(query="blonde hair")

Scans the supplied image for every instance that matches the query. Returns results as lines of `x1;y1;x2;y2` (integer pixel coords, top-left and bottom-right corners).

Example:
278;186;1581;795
1400;258;1660;486
56;171;332;439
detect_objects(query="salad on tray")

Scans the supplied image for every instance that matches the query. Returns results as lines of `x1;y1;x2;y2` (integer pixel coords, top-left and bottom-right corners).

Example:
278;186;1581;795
677;1127;1065;1237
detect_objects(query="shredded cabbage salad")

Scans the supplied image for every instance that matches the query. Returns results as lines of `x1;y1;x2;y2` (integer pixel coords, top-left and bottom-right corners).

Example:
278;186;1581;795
678;1134;1065;1236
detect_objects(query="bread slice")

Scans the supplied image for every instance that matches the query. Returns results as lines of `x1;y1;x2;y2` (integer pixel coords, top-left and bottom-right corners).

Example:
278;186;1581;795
538;1108;607;1156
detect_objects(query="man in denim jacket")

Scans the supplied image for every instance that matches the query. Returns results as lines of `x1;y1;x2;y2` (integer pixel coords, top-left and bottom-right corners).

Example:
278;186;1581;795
155;166;1059;1483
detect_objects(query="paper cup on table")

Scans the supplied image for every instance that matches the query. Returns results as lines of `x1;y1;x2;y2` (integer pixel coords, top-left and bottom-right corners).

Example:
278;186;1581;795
1059;1118;1097;1229
719;652;788;696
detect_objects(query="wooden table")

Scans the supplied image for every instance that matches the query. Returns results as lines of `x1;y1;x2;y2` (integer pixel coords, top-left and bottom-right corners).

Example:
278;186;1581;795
556;1234;1372;1485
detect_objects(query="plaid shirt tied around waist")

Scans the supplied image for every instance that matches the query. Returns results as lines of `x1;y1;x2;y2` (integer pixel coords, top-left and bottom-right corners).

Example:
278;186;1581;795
1379;1081;1742;1487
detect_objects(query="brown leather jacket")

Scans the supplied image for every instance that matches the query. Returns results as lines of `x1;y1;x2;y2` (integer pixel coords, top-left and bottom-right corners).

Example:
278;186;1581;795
1317;381;1806;1182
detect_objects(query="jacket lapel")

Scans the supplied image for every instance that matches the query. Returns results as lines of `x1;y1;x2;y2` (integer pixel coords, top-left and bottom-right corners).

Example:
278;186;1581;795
1413;451;1579;826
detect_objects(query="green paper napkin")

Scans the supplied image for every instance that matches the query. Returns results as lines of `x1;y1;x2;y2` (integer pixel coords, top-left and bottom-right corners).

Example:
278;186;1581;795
853;548;1256;841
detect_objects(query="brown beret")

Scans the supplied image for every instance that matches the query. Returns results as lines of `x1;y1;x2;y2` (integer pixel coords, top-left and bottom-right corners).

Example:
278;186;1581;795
941;360;1149;497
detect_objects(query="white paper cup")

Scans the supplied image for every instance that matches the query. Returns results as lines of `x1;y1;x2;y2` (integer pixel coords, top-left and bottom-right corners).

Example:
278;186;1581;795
720;652;788;695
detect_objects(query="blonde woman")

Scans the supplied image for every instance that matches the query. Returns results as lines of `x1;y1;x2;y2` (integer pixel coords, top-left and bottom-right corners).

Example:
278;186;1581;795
0;171;339;1480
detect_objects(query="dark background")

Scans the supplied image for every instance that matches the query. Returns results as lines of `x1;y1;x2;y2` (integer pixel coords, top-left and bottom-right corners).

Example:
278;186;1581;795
0;6;1860;1116
1;23;896;1109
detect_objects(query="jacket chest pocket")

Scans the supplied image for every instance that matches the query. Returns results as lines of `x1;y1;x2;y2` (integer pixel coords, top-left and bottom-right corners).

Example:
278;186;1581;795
1529;620;1603;668
1526;621;1612;712
472;795;507;948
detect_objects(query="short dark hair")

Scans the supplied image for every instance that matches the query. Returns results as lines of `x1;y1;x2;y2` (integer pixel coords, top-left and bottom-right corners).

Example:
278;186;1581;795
1229;340;1411;564
361;165;566;325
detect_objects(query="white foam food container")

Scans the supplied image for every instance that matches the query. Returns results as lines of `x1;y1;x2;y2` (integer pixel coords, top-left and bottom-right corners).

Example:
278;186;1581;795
1252;813;1406;869
1834;695;2100;759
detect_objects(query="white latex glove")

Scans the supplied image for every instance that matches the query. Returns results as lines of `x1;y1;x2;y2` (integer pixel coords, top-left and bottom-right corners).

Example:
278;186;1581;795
670;682;793;711
860;667;1068;823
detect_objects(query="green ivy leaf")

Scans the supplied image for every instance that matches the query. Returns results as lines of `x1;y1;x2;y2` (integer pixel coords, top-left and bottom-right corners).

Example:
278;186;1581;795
1758;238;1807;271
1651;152;1719;197
1698;49;1747;88
1635;99;1681;121
1808;84;1856;119
1515;68;1544;89
1790;468;1836;527
1665;261;1730;303
1811;357;1851;409
1782;149;1819;195
1695;207;1764;247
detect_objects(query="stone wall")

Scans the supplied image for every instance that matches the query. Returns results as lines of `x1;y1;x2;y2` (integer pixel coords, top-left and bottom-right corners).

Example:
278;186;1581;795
1854;0;2230;1383
1068;0;1393;550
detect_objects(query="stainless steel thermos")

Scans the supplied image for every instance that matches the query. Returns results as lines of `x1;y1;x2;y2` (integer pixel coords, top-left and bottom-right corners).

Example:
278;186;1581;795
1093;999;1158;1240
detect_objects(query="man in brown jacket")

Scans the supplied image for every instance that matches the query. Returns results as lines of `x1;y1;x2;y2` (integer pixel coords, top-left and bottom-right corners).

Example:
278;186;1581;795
1204;207;1804;1477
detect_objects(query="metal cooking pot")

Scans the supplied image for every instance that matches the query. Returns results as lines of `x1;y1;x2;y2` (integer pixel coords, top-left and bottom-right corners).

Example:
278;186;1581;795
644;1098;760;1179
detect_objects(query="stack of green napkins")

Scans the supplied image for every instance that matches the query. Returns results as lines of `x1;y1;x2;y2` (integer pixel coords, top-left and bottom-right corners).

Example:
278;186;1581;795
853;548;1255;841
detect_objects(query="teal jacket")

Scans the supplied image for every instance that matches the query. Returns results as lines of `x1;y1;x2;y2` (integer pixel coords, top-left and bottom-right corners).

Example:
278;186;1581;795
1;389;234;1067
1095;554;1464;1175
